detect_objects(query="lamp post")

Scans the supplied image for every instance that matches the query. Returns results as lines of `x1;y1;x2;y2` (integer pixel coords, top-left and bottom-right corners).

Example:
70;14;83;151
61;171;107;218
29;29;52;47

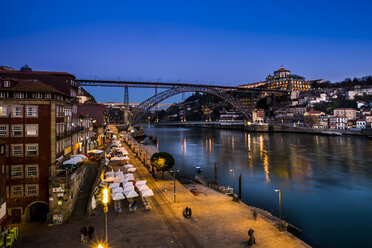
275;189;281;220
170;170;179;203
230;169;235;194
102;187;110;245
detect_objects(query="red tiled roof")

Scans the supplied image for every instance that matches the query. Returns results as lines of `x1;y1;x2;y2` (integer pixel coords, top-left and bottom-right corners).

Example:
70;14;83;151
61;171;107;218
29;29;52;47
1;79;65;94
0;69;73;76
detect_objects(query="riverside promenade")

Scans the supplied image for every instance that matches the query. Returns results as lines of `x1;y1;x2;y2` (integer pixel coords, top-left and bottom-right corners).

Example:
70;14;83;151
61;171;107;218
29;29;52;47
119;127;311;247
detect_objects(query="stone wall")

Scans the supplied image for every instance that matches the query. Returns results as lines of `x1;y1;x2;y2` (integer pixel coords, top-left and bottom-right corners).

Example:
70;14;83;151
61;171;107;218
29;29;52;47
48;163;90;224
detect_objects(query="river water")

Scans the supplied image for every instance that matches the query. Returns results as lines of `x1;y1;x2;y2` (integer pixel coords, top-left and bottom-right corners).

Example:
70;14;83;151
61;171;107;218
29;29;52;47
144;125;372;248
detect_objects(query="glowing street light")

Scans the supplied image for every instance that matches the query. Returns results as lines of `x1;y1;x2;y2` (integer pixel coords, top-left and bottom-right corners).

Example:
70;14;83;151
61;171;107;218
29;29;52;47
102;187;110;245
230;169;235;194
98;244;104;248
275;189;282;220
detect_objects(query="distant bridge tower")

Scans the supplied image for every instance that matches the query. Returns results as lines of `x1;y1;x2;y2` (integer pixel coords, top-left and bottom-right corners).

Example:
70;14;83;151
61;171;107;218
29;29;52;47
123;85;129;125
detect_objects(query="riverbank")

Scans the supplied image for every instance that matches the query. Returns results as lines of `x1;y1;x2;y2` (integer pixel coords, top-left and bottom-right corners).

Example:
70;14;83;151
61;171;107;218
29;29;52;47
153;121;372;137
119;126;311;247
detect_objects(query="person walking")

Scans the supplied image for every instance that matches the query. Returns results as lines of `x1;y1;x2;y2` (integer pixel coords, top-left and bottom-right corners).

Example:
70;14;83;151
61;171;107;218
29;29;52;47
188;207;192;218
88;224;95;241
80;225;87;242
248;228;256;246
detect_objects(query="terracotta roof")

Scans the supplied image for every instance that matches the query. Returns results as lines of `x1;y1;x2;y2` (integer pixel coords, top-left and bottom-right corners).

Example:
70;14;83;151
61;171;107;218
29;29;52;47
1;79;65;94
0;69;73;76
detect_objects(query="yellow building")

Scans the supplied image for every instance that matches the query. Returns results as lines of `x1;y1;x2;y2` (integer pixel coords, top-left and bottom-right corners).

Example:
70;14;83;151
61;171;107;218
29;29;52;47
266;66;311;91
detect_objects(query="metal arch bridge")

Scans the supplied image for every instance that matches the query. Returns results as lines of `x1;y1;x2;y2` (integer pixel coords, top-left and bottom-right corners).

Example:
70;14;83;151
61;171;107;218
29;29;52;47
76;79;289;124
130;85;250;125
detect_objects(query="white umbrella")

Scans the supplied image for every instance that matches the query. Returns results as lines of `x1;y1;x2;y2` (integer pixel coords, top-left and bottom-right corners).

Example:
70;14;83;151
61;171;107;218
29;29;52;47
124;175;135;181
112;187;124;193
123;182;134;188
115;174;125;179
116;178;128;184
137;185;150;191
105;172;115;177
112;192;125;200
124;164;134;168
71;154;88;159
141;189;154;197
127;168;136;172
123;186;135;193
109;182;120;189
105;177;115;182
124;191;138;198
88;149;104;154
136;180;146;186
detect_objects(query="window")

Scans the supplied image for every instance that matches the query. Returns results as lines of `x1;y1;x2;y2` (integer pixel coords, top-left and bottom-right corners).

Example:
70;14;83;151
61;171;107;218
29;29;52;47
12;125;23;137
12;144;23;156
3;81;10;87
14;92;24;98
26;124;38;136
25;165;38;178
26;184;38;196
33;93;43;99
26;144;38;156
12;106;23;117
26;106;38;117
10;165;23;178
0;92;6;98
0;106;8;116
11;185;23;198
45;93;51;99
0;125;7;136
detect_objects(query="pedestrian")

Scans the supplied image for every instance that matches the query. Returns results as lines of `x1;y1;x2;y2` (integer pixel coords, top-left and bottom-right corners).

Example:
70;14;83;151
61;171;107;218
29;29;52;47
80;225;87;242
253;209;257;221
88;224;95;241
188;207;192;218
248;228;256;246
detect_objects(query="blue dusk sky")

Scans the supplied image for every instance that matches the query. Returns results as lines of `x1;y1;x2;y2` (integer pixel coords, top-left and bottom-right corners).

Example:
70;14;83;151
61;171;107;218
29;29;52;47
1;0;372;103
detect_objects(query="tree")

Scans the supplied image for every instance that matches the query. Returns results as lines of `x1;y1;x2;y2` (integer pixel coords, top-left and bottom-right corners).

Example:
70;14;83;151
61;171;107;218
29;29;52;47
303;115;319;128
150;152;175;178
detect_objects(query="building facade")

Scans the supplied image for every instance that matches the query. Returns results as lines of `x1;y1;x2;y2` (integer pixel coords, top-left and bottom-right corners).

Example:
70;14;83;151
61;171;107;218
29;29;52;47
266;66;312;91
0;66;92;223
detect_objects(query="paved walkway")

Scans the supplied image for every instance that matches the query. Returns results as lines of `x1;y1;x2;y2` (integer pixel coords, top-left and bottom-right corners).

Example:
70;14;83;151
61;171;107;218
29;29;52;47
122;137;311;248
12;131;310;248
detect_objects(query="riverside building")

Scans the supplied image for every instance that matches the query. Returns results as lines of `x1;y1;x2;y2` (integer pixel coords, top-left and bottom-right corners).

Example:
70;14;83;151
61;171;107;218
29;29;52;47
0;65;92;223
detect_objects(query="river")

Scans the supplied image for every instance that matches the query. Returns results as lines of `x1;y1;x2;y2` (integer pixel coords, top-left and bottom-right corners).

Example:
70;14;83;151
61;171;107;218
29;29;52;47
144;125;372;248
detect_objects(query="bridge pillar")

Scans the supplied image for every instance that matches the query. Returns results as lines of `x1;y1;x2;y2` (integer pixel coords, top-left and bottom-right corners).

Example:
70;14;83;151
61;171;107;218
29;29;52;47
123;85;130;125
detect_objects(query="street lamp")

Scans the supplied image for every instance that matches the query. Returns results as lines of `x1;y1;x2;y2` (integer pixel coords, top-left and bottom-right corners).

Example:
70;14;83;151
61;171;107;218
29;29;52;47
98;245;104;248
102;187;110;245
170;170;179;203
230;169;235;194
275;189;282;220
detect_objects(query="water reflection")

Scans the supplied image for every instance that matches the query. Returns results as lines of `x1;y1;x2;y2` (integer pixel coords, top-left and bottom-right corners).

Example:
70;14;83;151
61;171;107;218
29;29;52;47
145;126;372;248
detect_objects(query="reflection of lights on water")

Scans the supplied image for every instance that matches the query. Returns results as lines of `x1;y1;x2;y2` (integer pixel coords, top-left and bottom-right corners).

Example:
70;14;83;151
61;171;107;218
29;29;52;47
259;135;264;157
182;137;187;156
232;136;234;152
248;134;251;151
209;138;212;154
264;153;270;182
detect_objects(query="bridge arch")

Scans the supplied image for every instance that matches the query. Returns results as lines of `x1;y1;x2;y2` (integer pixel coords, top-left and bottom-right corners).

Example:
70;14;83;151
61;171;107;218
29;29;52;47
130;86;250;125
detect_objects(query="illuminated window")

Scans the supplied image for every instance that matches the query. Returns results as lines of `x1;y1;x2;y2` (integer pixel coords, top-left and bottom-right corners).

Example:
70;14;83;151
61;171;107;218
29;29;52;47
26;124;38;136
14;92;24;98
3;81;10;87
0;105;8;116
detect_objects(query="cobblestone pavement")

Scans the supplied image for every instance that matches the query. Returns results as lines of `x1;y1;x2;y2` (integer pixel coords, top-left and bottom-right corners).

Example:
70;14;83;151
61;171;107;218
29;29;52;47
13;131;310;248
